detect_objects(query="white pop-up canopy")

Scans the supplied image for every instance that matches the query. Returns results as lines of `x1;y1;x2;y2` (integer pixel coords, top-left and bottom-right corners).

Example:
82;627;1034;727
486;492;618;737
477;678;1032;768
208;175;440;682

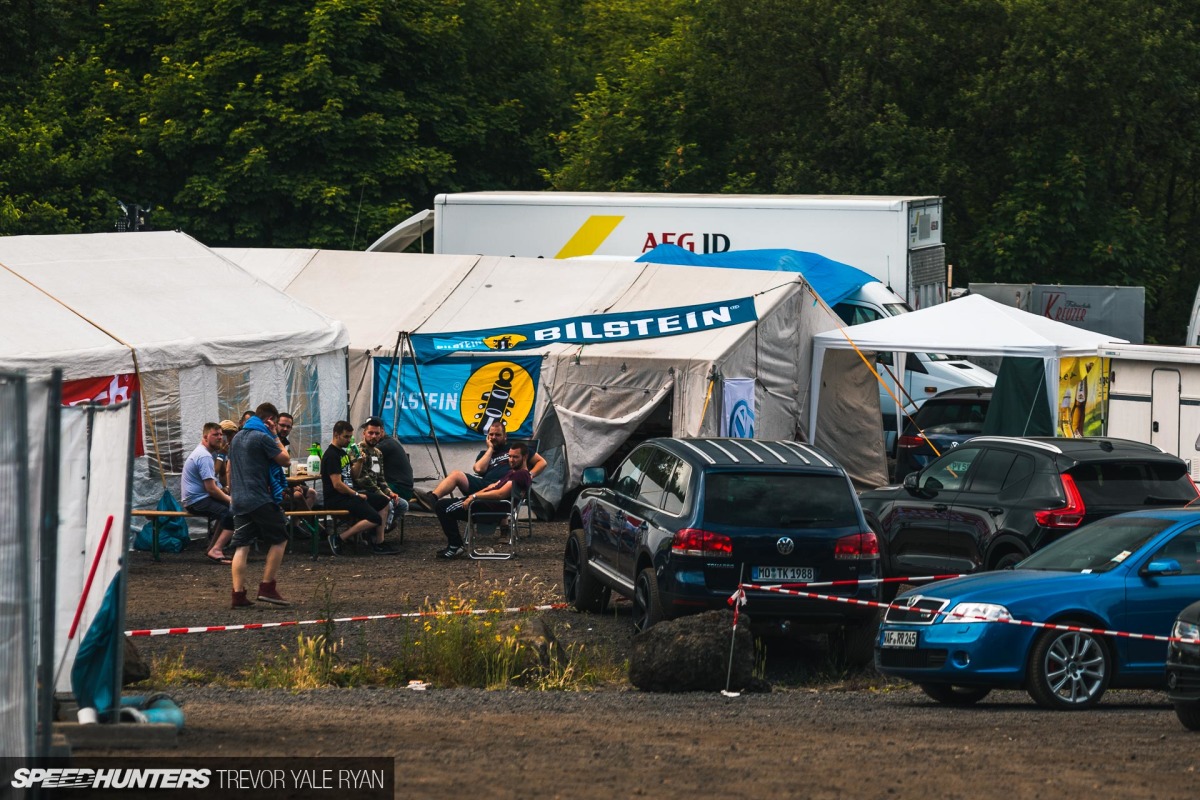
809;293;1128;442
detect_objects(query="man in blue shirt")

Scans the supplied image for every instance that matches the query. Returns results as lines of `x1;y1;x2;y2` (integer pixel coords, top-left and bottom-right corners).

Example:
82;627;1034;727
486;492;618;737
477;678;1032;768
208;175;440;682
228;402;292;608
181;422;235;564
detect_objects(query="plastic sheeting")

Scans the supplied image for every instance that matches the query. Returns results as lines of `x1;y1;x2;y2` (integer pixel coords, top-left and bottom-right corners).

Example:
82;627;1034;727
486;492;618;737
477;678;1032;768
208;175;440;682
0;371;34;758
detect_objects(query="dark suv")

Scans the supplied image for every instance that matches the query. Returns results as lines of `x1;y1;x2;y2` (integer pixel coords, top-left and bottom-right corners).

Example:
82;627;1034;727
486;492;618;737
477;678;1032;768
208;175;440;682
893;387;992;481
860;436;1199;586
1166;599;1200;730
563;438;881;664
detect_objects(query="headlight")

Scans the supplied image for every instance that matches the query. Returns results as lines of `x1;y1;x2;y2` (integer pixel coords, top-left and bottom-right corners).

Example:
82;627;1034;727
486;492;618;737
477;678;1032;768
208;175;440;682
943;602;1012;623
1172;619;1200;645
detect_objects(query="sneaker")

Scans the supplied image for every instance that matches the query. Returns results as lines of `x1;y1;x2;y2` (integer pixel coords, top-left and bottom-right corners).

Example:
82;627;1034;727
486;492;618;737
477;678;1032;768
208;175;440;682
435;545;464;560
327;533;342;556
371;542;399;555
256;581;291;606
414;489;439;512
231;590;253;609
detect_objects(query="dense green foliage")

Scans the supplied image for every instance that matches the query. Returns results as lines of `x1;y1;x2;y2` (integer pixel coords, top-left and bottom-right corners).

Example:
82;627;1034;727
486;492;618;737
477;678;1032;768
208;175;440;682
2;0;1198;340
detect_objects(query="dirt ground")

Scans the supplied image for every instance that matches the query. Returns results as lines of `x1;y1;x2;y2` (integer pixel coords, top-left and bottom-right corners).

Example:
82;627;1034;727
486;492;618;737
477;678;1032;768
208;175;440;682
107;513;1200;798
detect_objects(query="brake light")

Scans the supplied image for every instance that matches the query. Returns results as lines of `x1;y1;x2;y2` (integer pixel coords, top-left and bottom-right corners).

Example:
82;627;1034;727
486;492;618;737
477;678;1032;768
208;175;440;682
834;532;879;560
896;434;926;450
671;528;733;557
1034;473;1086;529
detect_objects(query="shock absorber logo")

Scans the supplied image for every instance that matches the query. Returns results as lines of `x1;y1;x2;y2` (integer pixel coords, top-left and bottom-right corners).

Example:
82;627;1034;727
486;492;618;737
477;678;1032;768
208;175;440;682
459;360;537;434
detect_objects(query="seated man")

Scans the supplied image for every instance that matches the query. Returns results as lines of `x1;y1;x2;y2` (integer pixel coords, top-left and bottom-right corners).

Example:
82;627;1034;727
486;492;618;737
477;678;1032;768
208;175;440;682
434;442;532;560
321;420;397;555
357;417;409;531
414;420;545;511
373;420;415;505
276;411;316;512
182;422;235;564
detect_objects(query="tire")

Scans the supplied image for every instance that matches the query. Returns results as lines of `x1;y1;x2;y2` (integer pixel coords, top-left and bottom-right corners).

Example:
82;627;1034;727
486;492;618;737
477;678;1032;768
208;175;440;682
1174;700;1200;731
1026;626;1111;710
562;529;609;613
992;551;1024;571
919;683;993;706
832;611;881;668
632;566;664;633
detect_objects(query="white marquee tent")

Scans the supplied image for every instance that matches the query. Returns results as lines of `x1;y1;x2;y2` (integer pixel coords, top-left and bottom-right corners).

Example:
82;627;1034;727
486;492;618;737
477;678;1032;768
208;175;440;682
0;231;350;511
222;248;888;506
809;293;1128;443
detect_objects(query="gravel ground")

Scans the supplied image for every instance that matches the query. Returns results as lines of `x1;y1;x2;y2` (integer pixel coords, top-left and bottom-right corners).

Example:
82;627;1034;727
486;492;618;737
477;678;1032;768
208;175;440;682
103;514;1200;798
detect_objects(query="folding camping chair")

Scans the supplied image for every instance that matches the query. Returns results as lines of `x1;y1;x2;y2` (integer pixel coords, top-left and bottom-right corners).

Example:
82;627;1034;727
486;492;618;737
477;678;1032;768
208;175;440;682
464;498;518;560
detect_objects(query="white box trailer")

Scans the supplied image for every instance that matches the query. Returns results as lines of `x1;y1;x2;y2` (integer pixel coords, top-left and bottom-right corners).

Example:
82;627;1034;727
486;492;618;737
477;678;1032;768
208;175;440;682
1100;343;1200;477
370;192;948;308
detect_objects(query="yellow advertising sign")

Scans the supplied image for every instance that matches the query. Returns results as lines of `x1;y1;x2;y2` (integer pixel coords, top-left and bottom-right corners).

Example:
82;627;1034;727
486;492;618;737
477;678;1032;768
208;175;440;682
1057;357;1110;437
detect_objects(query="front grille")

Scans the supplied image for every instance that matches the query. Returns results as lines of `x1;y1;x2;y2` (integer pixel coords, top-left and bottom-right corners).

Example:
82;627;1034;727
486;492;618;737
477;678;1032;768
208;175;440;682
879;648;948;669
883;596;949;625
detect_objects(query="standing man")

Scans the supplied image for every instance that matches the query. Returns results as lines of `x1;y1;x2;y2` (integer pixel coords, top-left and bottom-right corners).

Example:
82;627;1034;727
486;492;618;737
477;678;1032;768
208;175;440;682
182;422;235;565
228;402;292;608
414;420;545;510
322;421;397;555
434;442;532;559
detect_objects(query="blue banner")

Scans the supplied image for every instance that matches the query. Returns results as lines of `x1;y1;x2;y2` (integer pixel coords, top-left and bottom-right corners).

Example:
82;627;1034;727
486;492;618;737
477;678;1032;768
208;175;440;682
373;355;541;443
409;296;758;363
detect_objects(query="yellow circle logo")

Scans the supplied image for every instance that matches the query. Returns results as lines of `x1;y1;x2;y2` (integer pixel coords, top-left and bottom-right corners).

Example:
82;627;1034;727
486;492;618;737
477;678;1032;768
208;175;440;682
459;361;536;434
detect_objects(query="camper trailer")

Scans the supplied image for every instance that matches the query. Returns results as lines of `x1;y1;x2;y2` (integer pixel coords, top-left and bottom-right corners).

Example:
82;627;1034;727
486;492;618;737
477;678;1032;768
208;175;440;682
369;192;948;309
1101;344;1200;477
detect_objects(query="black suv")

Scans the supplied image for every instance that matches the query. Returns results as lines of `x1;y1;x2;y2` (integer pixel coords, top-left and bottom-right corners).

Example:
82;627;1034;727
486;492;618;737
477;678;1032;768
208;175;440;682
893;387;992;481
563;438;881;664
860;436;1199;586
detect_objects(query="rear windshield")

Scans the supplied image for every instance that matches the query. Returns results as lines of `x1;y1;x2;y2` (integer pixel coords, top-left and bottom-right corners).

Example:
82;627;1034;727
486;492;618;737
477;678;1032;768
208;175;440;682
1069;461;1198;507
911;399;989;433
703;473;859;529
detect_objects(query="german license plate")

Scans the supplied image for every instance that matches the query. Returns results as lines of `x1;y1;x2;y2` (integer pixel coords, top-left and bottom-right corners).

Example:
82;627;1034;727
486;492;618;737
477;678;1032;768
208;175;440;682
752;566;814;583
882;629;918;649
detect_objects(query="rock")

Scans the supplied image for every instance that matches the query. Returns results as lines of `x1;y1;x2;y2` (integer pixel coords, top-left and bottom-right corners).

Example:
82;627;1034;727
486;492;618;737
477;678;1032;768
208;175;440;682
123;636;150;686
629;610;769;693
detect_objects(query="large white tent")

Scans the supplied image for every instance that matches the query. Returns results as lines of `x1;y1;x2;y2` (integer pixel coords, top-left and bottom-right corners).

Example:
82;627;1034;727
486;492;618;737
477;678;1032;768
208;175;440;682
0;231;350;510
222;248;888;506
809;293;1128;442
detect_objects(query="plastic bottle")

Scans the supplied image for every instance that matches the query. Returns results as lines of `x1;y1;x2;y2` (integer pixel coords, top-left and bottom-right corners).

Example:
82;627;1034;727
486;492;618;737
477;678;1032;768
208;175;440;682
306;443;322;474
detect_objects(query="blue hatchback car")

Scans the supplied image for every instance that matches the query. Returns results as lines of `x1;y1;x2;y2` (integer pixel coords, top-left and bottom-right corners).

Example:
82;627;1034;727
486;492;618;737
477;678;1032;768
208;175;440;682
876;509;1200;709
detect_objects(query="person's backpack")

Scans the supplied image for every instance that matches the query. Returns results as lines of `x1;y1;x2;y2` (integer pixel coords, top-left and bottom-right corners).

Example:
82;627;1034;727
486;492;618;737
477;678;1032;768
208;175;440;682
133;491;190;553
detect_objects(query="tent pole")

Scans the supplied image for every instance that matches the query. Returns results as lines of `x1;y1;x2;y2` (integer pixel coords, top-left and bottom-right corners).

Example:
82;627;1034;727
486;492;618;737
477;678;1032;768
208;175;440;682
403;334;447;477
380;333;402;427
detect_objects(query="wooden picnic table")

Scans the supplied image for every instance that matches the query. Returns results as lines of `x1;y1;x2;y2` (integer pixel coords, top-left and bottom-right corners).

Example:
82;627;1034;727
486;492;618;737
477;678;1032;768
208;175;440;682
131;507;350;562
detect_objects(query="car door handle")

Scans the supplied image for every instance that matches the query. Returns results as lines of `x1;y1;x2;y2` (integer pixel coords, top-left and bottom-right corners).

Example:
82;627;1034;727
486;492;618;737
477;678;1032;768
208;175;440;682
934;503;948;511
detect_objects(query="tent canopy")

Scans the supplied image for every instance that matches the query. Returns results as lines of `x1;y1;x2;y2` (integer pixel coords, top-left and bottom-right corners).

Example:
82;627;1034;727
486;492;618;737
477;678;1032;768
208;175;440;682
809;293;1127;442
224;249;889;502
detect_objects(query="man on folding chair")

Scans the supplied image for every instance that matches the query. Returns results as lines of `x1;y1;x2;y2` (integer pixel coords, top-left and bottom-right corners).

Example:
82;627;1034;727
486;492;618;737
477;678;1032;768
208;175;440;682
433;441;532;560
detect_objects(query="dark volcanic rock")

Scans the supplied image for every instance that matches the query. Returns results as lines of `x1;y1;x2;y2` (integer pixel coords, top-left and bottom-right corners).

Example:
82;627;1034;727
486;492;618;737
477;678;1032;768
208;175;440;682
629;610;768;693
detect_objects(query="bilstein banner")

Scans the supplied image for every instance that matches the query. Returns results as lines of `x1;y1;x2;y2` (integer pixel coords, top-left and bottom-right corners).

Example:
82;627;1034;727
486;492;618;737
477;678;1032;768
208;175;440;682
408;297;758;363
373;355;540;443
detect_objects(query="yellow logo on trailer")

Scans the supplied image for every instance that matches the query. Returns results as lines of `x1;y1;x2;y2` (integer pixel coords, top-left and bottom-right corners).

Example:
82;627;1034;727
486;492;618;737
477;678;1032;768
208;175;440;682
554;215;625;258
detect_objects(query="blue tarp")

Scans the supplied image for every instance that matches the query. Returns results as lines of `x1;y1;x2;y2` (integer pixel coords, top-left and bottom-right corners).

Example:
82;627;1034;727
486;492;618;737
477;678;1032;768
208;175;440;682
637;245;879;308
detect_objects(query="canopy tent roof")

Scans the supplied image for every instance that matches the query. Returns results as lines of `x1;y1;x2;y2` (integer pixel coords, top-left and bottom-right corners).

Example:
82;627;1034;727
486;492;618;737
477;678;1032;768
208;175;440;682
0;231;348;380
222;248;887;498
808;293;1128;442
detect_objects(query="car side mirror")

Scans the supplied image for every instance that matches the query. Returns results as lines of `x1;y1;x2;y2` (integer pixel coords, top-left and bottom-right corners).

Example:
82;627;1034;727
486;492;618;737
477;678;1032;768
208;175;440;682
1143;558;1183;577
902;472;923;495
581;466;607;488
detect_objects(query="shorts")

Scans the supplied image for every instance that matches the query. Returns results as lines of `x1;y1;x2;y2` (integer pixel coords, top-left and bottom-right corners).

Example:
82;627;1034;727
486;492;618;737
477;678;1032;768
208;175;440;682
326;492;390;525
231;503;289;549
186;497;234;532
465;475;489;494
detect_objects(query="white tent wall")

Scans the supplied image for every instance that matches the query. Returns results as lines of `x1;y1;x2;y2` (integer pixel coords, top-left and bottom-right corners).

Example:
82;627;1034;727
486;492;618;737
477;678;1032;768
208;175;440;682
814;349;889;489
52;402;133;693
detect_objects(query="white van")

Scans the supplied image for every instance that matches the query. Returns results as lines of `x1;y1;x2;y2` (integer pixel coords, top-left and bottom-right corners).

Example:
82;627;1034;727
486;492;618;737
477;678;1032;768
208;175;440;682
832;282;996;446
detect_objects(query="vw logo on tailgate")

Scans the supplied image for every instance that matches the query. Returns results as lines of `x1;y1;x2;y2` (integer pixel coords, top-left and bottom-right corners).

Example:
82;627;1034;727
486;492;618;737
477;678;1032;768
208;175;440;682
775;537;795;555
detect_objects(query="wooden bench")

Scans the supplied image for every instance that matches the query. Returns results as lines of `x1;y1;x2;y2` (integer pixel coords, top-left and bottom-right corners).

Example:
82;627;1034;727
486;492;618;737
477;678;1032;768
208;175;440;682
130;510;204;562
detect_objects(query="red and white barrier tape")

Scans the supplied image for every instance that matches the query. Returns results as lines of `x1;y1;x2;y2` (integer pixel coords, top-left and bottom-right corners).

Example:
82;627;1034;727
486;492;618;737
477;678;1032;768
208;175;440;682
737;582;1200;645
125;602;569;638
